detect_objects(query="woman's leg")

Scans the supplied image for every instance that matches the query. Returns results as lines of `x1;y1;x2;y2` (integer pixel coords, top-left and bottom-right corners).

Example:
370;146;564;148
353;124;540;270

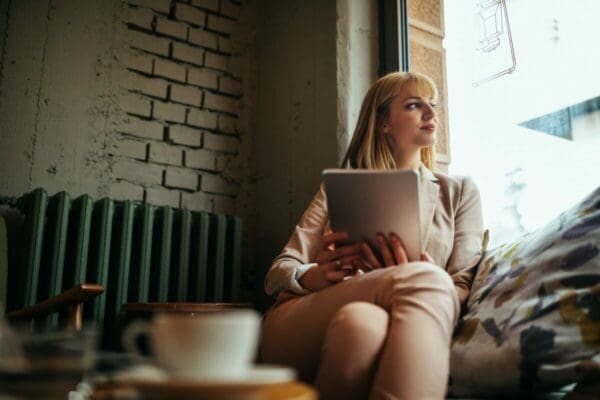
260;261;460;400
315;302;389;400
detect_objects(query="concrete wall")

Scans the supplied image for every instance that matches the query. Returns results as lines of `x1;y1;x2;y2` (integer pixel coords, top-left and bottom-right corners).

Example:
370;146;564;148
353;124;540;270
252;0;378;308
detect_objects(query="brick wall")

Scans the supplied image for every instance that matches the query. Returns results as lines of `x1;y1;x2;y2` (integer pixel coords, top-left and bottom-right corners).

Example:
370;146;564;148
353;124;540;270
110;0;242;214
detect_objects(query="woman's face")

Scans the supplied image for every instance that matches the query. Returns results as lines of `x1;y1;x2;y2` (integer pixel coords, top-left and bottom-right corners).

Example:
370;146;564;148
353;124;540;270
381;88;438;152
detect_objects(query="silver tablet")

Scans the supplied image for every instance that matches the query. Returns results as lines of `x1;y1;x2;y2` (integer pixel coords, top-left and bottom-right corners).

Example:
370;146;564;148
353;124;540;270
322;168;422;262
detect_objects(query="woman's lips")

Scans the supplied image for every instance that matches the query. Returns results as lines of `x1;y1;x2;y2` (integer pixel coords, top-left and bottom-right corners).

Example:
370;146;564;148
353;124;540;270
421;125;436;131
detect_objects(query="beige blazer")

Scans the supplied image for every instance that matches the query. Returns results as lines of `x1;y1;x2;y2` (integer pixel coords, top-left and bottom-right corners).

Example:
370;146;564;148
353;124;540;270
264;163;484;309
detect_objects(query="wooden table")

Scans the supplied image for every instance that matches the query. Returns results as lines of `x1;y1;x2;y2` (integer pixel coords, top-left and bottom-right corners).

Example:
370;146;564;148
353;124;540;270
91;381;318;400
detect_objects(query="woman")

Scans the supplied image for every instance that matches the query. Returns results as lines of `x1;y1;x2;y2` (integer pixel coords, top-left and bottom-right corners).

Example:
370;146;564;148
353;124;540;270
259;71;484;400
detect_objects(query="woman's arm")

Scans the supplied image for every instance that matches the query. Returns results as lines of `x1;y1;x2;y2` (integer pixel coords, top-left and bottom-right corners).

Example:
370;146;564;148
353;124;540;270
446;176;485;309
263;183;329;296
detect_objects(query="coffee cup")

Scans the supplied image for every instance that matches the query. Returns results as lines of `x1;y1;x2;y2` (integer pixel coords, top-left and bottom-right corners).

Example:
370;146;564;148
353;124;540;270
121;310;261;380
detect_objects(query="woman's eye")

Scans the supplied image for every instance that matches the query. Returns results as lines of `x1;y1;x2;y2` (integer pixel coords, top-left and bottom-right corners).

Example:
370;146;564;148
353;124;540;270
430;103;438;108
406;103;419;109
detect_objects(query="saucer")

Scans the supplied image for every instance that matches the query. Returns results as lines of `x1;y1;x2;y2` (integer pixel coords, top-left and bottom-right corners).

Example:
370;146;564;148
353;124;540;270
119;364;296;385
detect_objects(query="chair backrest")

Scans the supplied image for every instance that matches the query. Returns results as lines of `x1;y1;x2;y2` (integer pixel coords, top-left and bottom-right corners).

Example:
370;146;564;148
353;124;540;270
1;188;244;336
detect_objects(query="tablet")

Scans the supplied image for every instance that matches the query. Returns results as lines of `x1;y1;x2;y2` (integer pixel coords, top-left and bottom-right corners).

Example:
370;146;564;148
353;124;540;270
322;168;422;262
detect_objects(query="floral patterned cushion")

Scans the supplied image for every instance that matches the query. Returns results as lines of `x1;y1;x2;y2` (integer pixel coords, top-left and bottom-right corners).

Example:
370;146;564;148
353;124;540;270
448;186;600;397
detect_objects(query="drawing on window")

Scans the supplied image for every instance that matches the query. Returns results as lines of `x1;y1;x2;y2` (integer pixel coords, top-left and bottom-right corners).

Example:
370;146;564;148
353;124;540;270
473;0;516;86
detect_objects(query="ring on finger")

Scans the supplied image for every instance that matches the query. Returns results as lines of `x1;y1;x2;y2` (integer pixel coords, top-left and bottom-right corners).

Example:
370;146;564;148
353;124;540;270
335;260;342;268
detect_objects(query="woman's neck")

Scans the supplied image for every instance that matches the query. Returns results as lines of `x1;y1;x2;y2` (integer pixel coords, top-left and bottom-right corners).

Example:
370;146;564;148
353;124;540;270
393;150;421;170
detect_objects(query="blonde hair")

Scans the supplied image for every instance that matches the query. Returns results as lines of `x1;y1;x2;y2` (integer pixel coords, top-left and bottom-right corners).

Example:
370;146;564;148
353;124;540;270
341;71;438;171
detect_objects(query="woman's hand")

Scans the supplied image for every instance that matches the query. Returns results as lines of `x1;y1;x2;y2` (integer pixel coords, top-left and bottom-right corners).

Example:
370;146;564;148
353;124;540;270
360;233;408;270
298;231;364;292
360;233;436;270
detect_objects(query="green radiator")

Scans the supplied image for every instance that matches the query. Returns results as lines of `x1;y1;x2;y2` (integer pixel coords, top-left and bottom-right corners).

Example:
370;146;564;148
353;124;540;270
1;188;243;330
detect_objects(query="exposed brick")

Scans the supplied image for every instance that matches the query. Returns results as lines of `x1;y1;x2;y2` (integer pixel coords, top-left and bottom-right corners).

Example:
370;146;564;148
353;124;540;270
187;108;217;129
121;51;153;74
124;6;155;30
124;71;168;99
218;77;241;96
190;0;219;12
204;91;239;114
116;118;164;141
187;66;219;89
210;194;235;214
206;15;235;35
154;58;186;82
174;3;206;26
218;37;231;54
145;186;181;208
110;180;144;201
120;93;152;117
202;173;238;195
217;115;237;133
185;148;216;170
113;159;163;186
165;167;198;190
127;0;171;14
170;83;202;106
155;18;188;40
149;141;182;165
181;191;211;212
172;42;204;66
221;1;241;19
188;28;218;50
168;125;202;147
110;137;148;160
129;30;170;56
153;101;187;123
203;132;238;153
204;51;228;71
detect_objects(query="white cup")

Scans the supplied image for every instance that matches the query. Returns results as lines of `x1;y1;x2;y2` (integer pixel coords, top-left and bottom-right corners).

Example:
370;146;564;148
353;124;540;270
121;310;261;380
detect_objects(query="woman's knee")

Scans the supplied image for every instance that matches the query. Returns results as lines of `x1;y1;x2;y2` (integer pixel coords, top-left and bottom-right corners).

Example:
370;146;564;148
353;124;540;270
377;261;455;292
327;302;389;341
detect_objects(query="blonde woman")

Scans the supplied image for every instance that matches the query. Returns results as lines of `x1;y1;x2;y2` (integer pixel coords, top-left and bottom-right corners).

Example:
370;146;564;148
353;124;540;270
259;72;484;400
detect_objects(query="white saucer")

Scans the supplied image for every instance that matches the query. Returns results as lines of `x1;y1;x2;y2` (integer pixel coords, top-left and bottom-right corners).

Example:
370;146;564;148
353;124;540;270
117;364;296;386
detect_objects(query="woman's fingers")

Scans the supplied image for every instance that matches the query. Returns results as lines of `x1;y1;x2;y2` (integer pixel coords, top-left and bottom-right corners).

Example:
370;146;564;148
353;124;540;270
321;231;349;250
421;252;434;263
360;242;382;270
323;254;362;282
377;234;395;266
318;243;363;263
390;233;408;265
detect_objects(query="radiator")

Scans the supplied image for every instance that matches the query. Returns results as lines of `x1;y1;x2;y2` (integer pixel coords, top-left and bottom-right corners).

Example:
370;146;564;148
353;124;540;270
1;188;243;330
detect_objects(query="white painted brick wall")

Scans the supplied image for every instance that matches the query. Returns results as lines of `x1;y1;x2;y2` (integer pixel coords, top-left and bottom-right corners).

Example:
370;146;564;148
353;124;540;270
174;3;205;26
116;0;243;213
168;125;202;147
185;148;216;170
187;66;219;89
164;167;198;190
145;185;181;207
110;180;145;201
127;0;171;14
155;17;187;40
172;42;204;66
171;83;202;106
154;58;186;82
116;118;164;141
149;141;182;165
153;101;187;123
113;159;164;186
111;137;148;160
203;132;237;153
201;173;238;195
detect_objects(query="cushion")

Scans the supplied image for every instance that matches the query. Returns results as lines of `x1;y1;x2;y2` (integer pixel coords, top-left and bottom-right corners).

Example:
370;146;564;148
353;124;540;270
448;186;600;397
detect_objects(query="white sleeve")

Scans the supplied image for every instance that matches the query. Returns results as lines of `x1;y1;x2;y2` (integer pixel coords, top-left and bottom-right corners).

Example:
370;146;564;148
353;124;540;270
263;183;328;296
